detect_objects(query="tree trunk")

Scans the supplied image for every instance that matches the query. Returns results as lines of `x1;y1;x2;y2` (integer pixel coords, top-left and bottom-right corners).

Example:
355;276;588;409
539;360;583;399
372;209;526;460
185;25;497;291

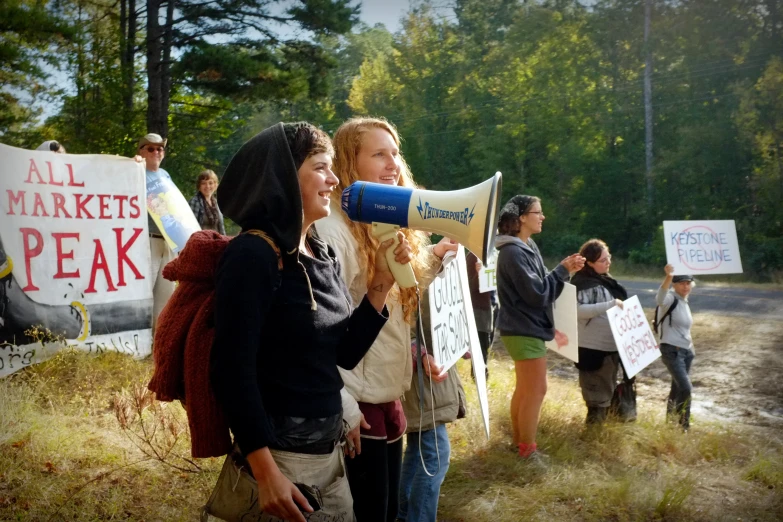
146;0;165;136
643;0;654;210
120;0;137;131
161;0;175;137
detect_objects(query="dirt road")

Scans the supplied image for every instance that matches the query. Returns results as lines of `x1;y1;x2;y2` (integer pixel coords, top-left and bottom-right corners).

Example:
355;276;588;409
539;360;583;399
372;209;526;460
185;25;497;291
493;281;783;429
619;279;783;320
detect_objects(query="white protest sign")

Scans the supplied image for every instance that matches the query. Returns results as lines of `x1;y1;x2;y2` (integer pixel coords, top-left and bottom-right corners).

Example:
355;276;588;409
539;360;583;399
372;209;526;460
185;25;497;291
545;282;579;363
429;246;475;372
478;248;497;293
606;295;660;378
1;144;153;378
428;245;489;438
663;220;743;275
469;339;490;439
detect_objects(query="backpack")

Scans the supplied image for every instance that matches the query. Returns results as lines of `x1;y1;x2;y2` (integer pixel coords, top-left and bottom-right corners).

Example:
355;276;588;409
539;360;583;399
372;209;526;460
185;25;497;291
148;229;281;458
652;297;678;336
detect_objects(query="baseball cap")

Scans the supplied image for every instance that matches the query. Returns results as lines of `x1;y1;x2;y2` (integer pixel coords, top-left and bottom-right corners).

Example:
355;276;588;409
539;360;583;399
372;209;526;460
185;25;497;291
672;274;695;283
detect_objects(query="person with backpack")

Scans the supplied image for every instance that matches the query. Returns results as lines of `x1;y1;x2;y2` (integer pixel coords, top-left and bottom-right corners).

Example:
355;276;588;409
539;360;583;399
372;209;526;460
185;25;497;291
209;122;411;522
495;195;585;464
570;239;628;425
656;264;696;431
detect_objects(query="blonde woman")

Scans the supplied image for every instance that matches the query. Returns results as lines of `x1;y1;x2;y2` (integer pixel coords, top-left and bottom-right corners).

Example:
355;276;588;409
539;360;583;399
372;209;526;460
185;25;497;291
189;169;225;234
315;117;456;522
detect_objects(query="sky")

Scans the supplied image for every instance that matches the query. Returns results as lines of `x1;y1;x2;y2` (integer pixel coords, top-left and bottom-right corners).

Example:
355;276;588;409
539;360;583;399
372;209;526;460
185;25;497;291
358;0;412;32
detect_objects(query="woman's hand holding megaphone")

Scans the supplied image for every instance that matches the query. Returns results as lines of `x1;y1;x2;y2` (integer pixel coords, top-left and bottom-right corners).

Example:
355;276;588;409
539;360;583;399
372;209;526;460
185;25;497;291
367;230;413;311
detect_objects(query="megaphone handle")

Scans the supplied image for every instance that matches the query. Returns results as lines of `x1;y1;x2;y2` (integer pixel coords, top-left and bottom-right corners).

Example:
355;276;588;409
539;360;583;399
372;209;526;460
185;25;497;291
372;222;418;289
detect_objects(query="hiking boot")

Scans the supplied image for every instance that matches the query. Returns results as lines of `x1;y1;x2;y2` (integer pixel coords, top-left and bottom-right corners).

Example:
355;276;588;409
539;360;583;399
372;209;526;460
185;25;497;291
586;406;608;425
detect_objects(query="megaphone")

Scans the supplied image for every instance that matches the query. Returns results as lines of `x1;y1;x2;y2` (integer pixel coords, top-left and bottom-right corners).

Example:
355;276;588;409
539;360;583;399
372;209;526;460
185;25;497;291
341;172;502;289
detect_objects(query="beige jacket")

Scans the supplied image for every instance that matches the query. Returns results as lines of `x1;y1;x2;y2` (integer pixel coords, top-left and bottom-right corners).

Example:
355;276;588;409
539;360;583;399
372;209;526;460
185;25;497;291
315;202;442;406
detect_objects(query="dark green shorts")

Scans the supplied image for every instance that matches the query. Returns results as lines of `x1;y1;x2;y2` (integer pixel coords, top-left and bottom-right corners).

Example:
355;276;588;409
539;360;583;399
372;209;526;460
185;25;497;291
502;335;547;361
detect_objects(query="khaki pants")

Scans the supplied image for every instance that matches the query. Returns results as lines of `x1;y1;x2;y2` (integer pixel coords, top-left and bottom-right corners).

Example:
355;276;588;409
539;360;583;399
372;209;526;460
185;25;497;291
149;236;175;332
265;447;355;522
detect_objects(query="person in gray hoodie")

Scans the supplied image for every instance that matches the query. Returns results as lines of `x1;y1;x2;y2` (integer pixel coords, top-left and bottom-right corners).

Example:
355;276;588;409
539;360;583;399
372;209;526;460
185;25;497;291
495;195;584;461
656;264;696;431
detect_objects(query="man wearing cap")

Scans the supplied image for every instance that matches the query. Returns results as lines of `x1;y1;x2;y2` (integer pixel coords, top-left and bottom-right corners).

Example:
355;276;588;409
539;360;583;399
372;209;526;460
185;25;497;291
138;133;176;332
656;265;696;431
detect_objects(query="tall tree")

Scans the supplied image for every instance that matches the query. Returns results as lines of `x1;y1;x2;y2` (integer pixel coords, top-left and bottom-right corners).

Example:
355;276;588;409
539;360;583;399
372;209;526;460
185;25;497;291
142;0;359;137
0;0;74;137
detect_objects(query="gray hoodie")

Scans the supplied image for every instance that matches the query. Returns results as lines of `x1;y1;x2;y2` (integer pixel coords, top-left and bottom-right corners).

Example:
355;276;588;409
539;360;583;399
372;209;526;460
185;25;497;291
495;235;570;341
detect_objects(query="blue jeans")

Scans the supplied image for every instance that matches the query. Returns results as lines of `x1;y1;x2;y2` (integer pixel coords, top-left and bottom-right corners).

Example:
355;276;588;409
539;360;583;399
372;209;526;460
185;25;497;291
397;424;450;522
660;343;694;429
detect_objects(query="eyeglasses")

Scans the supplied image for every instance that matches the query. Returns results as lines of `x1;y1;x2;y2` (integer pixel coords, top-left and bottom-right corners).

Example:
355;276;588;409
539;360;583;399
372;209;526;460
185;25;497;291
526;211;545;216
596;255;612;264
142;146;165;153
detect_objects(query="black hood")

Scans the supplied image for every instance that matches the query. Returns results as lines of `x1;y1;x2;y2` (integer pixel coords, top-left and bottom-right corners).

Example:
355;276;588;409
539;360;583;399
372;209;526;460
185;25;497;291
217;123;302;254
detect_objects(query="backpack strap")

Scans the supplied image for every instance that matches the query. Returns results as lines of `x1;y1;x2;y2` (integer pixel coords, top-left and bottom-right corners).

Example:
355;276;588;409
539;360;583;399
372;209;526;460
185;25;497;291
654;297;678;336
243;229;283;271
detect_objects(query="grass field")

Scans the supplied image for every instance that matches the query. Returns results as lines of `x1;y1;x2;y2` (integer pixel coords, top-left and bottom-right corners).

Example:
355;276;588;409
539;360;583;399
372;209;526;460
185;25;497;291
1;312;781;521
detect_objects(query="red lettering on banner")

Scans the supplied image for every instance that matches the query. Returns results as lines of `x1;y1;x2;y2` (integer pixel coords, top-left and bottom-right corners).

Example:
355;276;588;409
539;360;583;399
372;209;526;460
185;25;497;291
32;193;50;217
6;190;27;215
25;159;46;184
128;195;141;219
53;232;80;279
74;194;95;219
20;228;43;291
114;228;144;286
66;164;84;187
98;194;112;219
85;240;117;293
114;195;129;218
46;161;64;186
52;193;72;218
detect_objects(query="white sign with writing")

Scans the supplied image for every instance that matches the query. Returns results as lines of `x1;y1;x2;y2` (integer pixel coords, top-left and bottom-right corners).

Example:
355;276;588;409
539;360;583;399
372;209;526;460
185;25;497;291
606;295;660;379
0;144;153;378
429;246;476;372
428;246;489;438
663;220;743;275
477;248;497;293
545;282;579;363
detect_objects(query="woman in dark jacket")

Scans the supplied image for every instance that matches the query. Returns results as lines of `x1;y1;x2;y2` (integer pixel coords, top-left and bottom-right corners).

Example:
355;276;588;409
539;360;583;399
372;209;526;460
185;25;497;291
210;122;413;522
188;169;226;234
495;195;584;463
571;239;628;425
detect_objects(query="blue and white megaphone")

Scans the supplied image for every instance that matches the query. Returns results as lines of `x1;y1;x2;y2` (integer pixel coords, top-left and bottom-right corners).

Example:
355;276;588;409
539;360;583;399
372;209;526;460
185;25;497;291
341;172;502;288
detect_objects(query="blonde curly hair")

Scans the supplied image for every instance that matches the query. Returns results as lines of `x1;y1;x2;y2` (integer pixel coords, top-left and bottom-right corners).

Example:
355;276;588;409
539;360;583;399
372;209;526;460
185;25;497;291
332;117;436;323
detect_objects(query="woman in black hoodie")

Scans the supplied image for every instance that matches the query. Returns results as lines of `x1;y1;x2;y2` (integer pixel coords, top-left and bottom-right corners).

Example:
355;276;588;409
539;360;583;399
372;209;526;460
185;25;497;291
210;122;412;522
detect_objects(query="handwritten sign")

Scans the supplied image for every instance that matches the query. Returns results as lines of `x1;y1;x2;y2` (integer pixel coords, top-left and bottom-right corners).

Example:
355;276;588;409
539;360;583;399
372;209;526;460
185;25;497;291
545;282;578;363
429;246;475;372
477;248;497;293
663;220;743;275
1;144;153;378
606;295;660;378
429;245;489;437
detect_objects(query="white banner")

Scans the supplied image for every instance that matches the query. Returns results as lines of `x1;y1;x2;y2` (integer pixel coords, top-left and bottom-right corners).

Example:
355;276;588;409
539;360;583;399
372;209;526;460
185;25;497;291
1;144;153;377
477;248;497;293
428;246;489;438
606;295;660;379
663;220;743;275
545;282;579;363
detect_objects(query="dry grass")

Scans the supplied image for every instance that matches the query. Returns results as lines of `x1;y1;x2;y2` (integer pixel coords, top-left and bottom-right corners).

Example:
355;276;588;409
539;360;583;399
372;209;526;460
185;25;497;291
0;314;781;521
